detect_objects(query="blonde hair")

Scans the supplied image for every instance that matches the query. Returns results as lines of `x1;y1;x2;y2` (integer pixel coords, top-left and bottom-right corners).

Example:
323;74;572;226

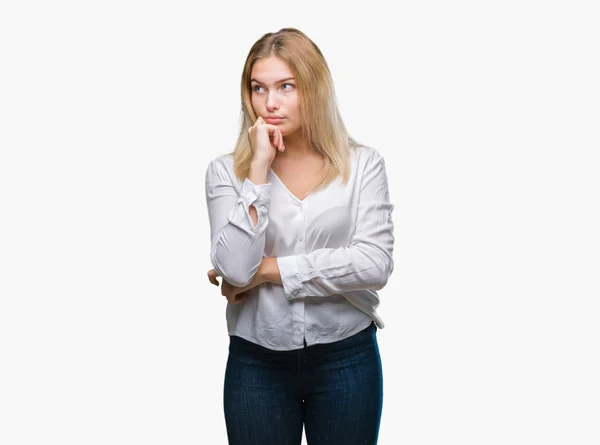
227;27;370;193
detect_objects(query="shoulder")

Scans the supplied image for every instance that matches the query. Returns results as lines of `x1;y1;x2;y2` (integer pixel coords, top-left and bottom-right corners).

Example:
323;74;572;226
207;153;234;170
205;154;235;181
353;145;386;168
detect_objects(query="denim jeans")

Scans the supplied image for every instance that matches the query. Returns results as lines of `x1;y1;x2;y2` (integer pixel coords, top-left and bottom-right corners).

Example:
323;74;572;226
223;322;383;445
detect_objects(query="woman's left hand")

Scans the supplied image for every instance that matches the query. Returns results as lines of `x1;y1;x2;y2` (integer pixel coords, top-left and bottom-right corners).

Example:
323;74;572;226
207;268;263;304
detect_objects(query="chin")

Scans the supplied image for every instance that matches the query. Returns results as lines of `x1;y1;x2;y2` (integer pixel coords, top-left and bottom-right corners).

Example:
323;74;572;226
284;126;301;137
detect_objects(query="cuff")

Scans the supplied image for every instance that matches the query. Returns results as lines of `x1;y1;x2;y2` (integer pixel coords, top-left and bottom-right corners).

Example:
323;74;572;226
228;178;272;233
276;256;304;300
241;177;272;208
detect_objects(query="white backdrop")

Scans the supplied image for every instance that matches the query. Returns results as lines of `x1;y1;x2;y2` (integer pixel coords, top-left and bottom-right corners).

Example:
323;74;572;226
1;1;599;444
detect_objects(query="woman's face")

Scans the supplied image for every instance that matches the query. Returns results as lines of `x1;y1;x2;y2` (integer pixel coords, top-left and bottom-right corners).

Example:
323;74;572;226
250;56;301;137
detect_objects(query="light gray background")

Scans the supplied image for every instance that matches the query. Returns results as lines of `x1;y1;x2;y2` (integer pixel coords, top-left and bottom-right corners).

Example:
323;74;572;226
1;1;598;444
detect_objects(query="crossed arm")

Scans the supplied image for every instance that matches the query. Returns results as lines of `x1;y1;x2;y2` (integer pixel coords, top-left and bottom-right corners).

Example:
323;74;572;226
207;257;281;304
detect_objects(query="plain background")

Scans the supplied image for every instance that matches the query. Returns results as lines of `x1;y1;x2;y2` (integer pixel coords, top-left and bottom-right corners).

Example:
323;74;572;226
1;1;599;444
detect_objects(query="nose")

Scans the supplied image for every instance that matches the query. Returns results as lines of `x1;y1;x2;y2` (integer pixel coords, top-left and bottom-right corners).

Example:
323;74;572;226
266;91;279;110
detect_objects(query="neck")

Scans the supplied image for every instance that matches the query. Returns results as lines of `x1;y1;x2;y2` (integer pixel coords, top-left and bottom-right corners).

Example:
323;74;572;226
281;128;313;158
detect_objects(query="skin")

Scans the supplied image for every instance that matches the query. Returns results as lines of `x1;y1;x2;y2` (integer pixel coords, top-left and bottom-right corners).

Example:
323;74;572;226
208;56;314;304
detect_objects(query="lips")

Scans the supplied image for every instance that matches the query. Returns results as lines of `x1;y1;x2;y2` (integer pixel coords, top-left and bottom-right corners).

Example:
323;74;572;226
265;116;285;123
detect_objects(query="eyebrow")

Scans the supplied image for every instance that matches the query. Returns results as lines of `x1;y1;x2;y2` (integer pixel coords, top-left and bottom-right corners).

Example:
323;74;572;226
250;77;295;85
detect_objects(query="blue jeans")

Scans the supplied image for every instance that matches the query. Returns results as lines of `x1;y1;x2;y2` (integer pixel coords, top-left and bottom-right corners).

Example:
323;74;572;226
223;322;383;445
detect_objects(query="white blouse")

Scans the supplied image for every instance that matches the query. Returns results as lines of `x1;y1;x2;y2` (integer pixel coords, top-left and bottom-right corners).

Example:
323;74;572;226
205;145;395;351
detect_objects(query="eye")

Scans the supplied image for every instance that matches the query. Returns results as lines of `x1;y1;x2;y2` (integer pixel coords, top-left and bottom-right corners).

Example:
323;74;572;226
282;83;295;90
252;85;264;93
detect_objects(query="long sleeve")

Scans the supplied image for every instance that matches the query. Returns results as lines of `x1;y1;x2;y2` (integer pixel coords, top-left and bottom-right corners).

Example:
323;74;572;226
276;150;395;300
205;159;272;287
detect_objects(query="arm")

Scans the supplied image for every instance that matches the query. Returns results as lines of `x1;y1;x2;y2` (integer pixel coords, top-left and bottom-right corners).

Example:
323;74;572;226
205;158;272;287
266;150;395;300
259;257;282;285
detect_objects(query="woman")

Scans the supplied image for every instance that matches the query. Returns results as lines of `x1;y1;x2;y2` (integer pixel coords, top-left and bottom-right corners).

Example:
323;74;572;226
205;27;395;445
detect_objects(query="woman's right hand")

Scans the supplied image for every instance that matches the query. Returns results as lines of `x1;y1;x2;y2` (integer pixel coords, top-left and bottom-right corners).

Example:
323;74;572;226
247;116;285;164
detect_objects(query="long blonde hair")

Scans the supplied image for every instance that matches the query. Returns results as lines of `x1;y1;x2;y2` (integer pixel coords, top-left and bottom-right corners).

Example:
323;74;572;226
228;27;370;193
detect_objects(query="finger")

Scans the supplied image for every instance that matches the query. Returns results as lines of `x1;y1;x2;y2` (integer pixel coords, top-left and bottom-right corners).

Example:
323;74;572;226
207;269;220;286
264;124;278;134
222;282;239;298
262;124;278;146
274;128;280;151
279;129;285;152
229;292;248;304
226;294;244;304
